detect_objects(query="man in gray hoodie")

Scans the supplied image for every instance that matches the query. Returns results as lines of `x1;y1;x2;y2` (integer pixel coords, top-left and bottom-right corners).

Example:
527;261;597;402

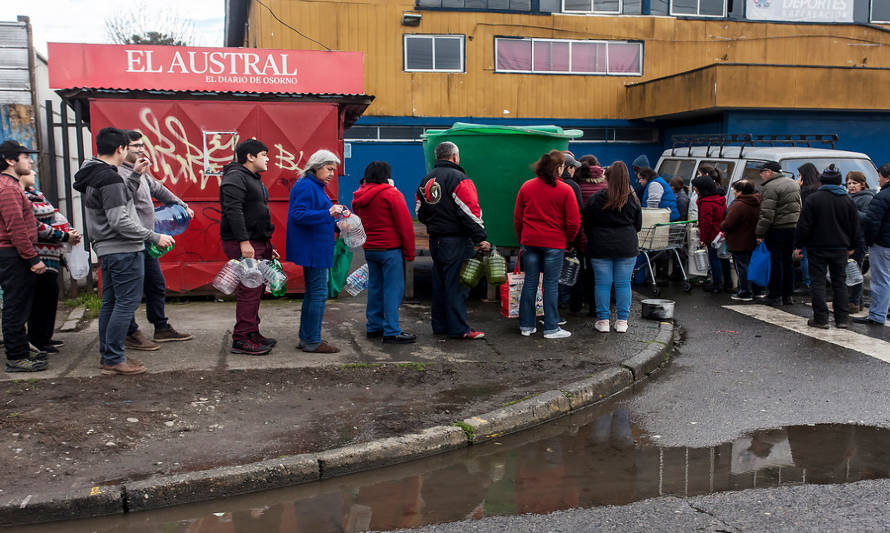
73;127;174;375
118;130;193;350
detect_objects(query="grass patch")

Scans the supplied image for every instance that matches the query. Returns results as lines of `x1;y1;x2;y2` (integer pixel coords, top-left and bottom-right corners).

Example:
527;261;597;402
397;362;429;371
338;363;382;370
453;421;474;441
64;291;102;319
502;394;534;407
562;390;572;400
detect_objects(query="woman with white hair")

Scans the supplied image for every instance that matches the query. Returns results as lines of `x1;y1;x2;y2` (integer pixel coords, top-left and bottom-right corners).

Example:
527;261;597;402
286;149;346;353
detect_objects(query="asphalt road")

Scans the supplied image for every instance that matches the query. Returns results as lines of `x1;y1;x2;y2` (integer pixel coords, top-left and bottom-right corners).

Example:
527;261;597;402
404;284;890;532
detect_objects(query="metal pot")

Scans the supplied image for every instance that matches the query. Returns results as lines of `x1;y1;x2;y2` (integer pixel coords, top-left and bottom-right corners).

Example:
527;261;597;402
641;299;675;320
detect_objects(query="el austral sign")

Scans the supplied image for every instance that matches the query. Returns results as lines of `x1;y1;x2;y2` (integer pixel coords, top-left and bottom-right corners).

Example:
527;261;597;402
48;43;364;95
746;0;853;23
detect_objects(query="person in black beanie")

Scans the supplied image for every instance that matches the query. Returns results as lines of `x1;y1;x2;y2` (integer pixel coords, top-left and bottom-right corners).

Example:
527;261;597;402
794;164;860;329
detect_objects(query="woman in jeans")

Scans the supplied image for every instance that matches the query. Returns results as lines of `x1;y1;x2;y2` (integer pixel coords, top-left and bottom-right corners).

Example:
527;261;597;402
692;175;727;294
514;150;581;339
720;180;760;301
846;171;875;313
584;162;642;333
286;149;346;354
351;161;416;344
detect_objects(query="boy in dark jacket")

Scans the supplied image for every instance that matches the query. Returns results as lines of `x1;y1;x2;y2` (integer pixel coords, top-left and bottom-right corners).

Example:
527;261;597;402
220;139;278;355
794;165;860;329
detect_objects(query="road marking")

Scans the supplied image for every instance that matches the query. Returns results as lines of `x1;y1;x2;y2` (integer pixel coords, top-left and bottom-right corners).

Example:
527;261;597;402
724;305;890;364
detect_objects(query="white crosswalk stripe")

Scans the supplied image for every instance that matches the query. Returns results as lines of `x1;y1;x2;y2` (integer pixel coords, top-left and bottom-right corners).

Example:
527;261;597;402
724;304;890;364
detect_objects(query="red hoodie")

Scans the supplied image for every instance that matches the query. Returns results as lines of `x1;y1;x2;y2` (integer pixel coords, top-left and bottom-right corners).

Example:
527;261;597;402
697;194;727;246
514;177;581;250
352;183;416;261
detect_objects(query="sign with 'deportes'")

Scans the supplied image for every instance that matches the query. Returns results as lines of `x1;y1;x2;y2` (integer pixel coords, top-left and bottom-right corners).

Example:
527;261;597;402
48;43;364;95
745;0;853;23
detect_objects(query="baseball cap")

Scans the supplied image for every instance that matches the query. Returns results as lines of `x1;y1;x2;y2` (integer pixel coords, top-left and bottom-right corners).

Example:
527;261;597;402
758;161;782;172
563;153;582;168
0;140;38;161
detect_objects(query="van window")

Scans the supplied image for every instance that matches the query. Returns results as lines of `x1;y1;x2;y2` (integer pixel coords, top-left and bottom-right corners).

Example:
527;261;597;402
780;158;880;191
726;161;767;204
697;161;735;189
656;158;696;183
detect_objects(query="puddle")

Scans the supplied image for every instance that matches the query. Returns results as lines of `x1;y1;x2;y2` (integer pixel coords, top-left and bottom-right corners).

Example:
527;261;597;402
18;404;890;533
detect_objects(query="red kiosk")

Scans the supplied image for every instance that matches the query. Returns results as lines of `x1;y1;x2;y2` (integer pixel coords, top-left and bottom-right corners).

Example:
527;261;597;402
48;43;373;293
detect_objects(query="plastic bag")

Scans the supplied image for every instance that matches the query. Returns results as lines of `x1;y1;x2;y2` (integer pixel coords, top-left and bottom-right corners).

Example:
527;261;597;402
748;241;771;287
65;241;90;280
329;237;354;298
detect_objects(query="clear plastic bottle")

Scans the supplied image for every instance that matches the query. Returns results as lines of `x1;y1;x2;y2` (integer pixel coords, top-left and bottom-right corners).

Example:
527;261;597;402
153;204;190;236
845;259;864;286
344;264;369;296
558;252;581;286
239;257;265;289
212;259;244;295
337;211;367;248
259;259;288;297
147;241;174;258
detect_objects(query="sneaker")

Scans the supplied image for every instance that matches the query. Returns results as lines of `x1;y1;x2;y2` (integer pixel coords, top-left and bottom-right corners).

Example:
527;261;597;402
544;328;572;339
615;320;629;333
806;319;830;330
97;356;143;369
40;345;60;354
754;293;768;300
100;360;147;375
6;358;48;372
48;339;64;347
366;330;384;339
153;326;193;343
594;320;610;333
231;338;271;356
540;318;568;327
250;332;277;347
125;331;160;351
302;341;340;353
383;333;417;344
731;294;754;302
456;330;485;340
853;316;885;326
28;344;48;361
520;327;537;337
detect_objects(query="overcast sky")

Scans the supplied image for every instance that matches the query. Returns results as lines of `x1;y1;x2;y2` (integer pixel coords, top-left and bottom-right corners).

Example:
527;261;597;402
15;0;225;56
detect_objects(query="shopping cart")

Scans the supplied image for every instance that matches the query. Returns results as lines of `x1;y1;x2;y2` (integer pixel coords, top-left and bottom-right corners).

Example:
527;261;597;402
633;220;695;297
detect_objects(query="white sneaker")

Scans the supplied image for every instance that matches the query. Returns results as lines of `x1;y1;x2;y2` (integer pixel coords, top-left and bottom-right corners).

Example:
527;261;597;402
594;320;610;333
615;320;629;333
543;328;571;339
520;328;537;337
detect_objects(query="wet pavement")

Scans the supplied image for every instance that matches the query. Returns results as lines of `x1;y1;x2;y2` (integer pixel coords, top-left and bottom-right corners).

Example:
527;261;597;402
17;389;890;532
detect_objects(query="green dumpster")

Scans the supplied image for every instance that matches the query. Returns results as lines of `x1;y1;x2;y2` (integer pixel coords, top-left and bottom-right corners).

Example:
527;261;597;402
421;123;582;248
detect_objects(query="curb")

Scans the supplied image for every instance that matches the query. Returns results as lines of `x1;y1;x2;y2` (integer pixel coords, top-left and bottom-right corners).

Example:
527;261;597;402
1;320;675;526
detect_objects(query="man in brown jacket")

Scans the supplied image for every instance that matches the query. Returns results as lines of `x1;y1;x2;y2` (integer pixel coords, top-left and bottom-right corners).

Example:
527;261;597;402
721;180;761;302
0;140;47;372
755;161;802;306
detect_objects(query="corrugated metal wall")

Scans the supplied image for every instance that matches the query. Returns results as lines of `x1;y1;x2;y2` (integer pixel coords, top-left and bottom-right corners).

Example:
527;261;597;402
0;20;37;150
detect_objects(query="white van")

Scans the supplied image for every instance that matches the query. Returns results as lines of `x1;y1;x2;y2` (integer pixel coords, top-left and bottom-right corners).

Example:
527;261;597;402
654;134;880;204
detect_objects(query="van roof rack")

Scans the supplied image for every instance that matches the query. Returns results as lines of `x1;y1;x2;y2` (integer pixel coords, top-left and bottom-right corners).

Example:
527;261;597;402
670;134;838;158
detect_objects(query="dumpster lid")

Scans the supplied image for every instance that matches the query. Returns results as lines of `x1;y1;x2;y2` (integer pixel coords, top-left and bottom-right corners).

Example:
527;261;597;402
422;122;583;139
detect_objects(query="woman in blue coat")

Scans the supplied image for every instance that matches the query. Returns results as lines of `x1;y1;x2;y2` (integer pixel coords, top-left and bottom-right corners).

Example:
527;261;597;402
287;149;345;353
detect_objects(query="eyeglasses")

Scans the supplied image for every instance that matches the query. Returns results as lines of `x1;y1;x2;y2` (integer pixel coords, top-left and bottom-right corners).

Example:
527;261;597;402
128;143;145;149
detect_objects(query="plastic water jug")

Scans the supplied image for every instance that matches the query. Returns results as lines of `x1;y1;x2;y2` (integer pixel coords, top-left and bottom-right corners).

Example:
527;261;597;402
485;247;507;284
344;264;369;296
845;259;864;286
558;252;581;286
239;258;265;289
212;259;244;295
459;254;484;288
147;241;174;258
693;248;710;272
337;211;367;248
259;259;288;297
153;204;190;236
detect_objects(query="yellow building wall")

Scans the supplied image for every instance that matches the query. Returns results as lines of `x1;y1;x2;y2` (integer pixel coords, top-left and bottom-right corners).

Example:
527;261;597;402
244;0;890;119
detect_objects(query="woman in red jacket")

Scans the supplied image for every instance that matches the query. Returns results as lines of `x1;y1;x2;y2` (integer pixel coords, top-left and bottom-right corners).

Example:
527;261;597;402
514;150;582;339
692;175;728;294
352;161;417;344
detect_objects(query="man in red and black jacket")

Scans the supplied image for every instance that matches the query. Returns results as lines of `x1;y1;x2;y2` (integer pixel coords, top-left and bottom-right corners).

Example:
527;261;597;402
0;140;47;372
416;141;490;339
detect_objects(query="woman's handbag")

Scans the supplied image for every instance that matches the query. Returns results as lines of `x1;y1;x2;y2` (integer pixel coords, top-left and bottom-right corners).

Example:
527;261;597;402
748;241;771;288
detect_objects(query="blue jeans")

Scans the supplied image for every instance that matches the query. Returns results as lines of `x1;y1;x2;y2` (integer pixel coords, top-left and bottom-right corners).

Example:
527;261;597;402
519;246;563;334
128;248;168;335
299;266;329;350
707;246;723;288
99;251;145;365
732;251;753;297
590;256;636;321
430;236;474;337
365;249;404;337
867;244;890;324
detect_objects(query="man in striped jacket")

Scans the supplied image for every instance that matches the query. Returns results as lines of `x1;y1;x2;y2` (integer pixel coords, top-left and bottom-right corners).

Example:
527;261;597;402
416;141;490;340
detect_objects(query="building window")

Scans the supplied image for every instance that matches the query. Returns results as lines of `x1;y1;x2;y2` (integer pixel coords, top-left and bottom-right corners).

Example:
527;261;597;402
562;0;622;14
495;38;642;75
872;0;890;22
570;127;658;143
416;0;533;9
404;34;465;72
670;0;725;17
344;125;442;142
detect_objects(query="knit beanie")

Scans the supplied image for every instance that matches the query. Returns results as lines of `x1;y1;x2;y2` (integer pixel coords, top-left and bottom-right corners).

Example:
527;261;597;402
820;164;842;185
590;165;604;180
